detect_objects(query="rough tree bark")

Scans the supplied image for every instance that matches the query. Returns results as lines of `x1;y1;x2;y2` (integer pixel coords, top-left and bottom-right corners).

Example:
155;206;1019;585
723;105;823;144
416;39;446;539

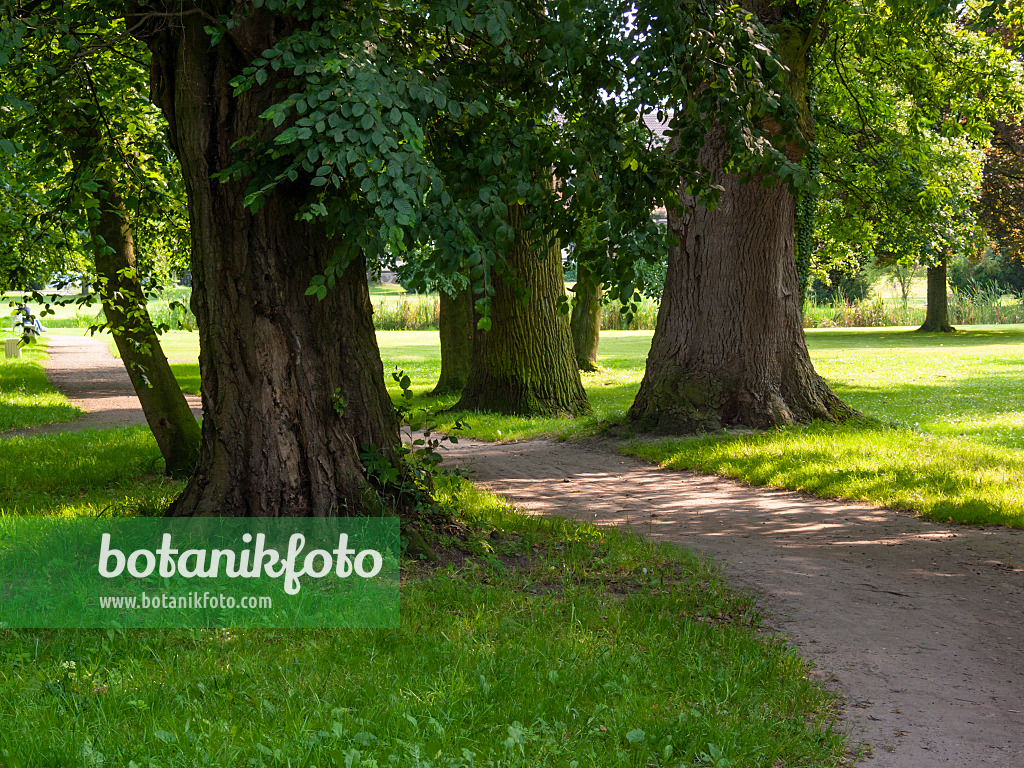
432;284;475;395
454;204;590;416
918;256;955;333
136;7;398;516
628;3;854;433
570;264;601;372
83;170;201;476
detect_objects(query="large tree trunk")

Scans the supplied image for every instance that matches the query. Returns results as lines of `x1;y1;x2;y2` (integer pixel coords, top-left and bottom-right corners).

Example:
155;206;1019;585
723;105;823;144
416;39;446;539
918;257;955;333
432;283;474;395
629;3;853;433
570;264;601;372
454;205;590;416
84;173;201;477
138;8;398;516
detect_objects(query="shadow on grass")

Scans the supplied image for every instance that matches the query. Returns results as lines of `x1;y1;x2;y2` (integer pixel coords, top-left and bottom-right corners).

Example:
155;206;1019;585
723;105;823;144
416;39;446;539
806;326;1024;352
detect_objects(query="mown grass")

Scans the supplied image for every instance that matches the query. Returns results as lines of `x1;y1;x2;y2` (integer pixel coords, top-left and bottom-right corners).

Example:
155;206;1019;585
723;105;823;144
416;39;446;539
0;434;847;767
0;332;81;432
624;326;1024;527
627;426;1024;527
0;427;175;516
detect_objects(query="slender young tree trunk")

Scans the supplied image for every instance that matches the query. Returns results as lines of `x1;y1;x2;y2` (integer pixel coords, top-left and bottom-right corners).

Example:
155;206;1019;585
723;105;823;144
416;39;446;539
432;284;474;395
629;3;853;433
455;205;590;416
84;174;201;476
570;264;601;372
137;7;399;516
918;257;955;333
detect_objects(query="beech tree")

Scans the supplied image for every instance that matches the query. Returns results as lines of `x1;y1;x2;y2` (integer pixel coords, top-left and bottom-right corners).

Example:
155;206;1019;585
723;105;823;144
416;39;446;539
979;120;1024;268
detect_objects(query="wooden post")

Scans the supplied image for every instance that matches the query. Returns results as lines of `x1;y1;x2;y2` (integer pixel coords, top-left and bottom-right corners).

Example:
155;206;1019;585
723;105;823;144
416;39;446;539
4;337;22;359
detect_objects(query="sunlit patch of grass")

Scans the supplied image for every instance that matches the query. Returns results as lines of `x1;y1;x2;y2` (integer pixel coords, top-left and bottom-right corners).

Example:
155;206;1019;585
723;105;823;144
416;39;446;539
626;424;1024;527
0;426;178;516
0;332;81;432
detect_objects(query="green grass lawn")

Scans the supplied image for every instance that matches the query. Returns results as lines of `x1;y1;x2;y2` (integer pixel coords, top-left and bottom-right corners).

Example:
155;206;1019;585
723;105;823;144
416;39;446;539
0;430;846;767
0;331;81;432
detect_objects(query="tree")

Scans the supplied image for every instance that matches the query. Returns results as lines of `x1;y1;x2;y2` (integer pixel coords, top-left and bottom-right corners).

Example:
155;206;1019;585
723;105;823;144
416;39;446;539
433;278;475;396
628;1;856;432
810;2;1021;332
120;0;624;513
0;6;200;474
455;194;590;415
570;264;601;372
121;3;423;516
919;255;955;332
979;119;1024;266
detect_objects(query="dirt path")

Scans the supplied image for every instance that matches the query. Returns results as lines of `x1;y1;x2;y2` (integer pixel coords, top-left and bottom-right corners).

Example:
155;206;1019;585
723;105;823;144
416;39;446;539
442;437;1024;767
1;335;201;439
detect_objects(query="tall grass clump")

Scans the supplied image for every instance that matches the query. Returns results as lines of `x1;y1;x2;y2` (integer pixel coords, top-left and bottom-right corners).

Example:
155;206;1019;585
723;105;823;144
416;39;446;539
372;295;441;330
803;288;1024;328
30;287;199;331
601;296;660;330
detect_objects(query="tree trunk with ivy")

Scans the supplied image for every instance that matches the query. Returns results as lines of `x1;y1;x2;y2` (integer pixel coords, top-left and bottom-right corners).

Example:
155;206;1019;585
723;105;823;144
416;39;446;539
455;205;590;416
628;1;854;433
432;284;475;395
84;172;202;477
570;264;601;372
136;7;399;516
918;257;955;333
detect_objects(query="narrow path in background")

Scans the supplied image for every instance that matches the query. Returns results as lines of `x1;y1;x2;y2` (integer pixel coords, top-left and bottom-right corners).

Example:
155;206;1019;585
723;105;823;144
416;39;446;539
1;335;201;439
442;437;1024;767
